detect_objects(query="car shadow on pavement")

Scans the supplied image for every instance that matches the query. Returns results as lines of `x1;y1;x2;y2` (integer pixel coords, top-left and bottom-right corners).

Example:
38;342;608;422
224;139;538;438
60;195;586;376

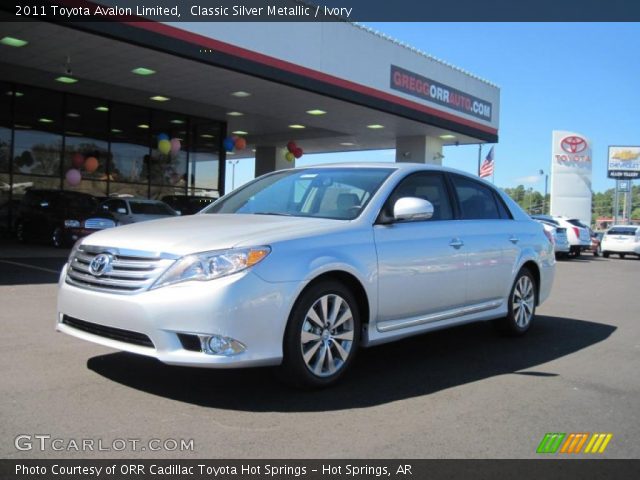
87;314;616;412
0;257;66;285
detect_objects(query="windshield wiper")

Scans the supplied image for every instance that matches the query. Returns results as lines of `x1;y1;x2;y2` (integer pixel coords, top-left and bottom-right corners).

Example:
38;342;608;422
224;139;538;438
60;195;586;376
253;211;295;216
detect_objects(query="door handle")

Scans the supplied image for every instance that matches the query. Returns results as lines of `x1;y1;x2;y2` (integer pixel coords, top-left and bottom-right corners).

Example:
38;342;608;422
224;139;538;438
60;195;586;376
449;238;464;249
509;236;519;244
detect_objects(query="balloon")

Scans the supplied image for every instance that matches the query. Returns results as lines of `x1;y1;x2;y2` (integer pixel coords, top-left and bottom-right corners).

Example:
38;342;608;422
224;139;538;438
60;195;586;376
71;152;84;168
65;168;82;186
84;156;98;173
223;137;235;152
170;138;181;154
285;152;295;162
157;133;169;141
234;137;246;150
287;141;297;153
158;139;171;155
293;147;303;159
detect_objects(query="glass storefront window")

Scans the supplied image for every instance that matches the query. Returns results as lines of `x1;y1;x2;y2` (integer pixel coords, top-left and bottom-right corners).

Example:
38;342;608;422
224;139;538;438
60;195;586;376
150;111;188;188
189;121;221;197
109;103;150;184
12;87;63;176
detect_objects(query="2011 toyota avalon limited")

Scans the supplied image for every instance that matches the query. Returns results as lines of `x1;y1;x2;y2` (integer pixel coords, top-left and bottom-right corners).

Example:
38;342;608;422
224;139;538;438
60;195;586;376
57;163;555;387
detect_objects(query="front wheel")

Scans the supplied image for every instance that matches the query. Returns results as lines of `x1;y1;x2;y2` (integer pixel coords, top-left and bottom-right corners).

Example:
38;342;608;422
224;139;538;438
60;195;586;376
495;268;536;336
52;227;66;248
279;281;360;388
619;253;626;259
603;251;610;258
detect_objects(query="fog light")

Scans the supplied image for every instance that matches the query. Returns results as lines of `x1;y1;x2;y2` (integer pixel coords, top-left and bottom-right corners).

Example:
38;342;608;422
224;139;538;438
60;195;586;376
198;334;246;356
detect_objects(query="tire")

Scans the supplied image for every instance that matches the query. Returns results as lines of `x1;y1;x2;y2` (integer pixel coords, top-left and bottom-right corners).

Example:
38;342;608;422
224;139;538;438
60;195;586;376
52;227;66;248
594;245;601;257
495;268;536;336
279;281;361;388
603;251;610;258
15;221;27;243
619;253;626;259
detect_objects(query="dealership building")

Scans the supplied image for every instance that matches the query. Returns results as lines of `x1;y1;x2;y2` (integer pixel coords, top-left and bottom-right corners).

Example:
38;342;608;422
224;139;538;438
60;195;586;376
0;9;500;234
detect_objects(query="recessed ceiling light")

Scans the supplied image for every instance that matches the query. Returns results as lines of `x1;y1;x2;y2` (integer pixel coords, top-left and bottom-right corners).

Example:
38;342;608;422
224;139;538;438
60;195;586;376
1;36;28;47
231;91;251;98
95;106;109;112
306;109;327;116
226;111;244;117
288;124;305;129
111;128;122;133
66;112;80;118
170;119;184;124
367;124;385;129
137;124;149;129
56;76;78;84
65;131;83;136
340;142;355;146
132;67;156;76
6;91;23;97
439;134;456;140
232;130;248;135
251;149;256;152
150;95;170;102
200;134;215;138
14;124;31;129
38;118;53;124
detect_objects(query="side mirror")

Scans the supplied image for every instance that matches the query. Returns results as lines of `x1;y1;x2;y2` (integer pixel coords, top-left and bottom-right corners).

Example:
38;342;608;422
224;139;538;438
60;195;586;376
393;197;434;222
116;208;127;214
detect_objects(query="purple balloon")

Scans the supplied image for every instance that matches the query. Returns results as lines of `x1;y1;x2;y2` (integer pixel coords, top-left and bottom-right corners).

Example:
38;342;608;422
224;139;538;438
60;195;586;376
170;138;181;154
65;168;82;186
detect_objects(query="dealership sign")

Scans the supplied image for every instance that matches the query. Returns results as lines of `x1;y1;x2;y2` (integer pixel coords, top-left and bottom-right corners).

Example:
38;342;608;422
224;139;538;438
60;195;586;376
390;65;492;121
608;146;640;179
550;131;592;225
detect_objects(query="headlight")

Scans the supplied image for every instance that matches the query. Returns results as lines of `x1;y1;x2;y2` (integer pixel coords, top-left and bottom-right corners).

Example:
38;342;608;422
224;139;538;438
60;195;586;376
151;246;271;289
64;219;81;228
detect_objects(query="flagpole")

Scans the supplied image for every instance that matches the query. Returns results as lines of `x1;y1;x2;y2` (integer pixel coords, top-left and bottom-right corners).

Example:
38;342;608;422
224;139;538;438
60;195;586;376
477;144;483;176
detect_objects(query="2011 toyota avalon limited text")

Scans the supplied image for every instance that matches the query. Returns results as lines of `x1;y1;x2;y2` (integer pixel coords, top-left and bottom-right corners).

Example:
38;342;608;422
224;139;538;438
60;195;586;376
57;163;555;387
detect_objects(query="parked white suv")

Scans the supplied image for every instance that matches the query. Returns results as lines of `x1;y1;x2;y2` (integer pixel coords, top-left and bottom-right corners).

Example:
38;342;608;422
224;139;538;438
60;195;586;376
601;225;640;259
531;216;571;258
57;163;555;387
536;216;591;256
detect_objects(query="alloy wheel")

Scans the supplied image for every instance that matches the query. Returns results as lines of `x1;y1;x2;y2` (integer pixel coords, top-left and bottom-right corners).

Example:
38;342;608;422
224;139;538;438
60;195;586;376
512;275;535;328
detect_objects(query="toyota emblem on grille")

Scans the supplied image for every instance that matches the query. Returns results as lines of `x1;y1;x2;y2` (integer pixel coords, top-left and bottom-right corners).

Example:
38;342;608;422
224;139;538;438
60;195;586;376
89;253;112;276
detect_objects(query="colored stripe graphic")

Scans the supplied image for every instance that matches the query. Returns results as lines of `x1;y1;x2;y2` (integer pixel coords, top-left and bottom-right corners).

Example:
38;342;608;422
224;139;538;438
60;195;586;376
584;433;613;454
537;433;566;453
560;433;589;453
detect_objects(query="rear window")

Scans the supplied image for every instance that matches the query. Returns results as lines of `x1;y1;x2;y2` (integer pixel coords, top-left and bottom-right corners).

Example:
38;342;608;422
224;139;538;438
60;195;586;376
607;227;638;236
567;219;588;229
532;215;558;226
129;201;175;215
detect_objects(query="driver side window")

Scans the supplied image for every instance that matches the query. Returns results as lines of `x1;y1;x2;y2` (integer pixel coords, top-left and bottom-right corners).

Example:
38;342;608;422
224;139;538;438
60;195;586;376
383;172;453;221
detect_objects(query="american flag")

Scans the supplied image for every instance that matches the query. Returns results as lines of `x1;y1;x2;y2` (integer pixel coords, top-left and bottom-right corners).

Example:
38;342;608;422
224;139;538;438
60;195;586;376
479;146;494;178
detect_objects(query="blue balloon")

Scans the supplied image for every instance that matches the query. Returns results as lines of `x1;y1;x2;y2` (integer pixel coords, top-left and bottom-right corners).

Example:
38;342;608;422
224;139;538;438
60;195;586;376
223;137;235;152
157;133;169;141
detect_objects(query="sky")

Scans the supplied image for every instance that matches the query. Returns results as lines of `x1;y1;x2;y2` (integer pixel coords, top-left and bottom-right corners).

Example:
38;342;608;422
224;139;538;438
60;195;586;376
225;23;640;194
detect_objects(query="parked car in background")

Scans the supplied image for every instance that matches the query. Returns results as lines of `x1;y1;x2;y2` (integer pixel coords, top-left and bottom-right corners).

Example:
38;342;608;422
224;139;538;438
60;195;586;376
531;216;571;258
533;215;591;256
586;231;602;256
601;225;640;259
57;163;555;388
98;198;179;225
14;189;115;247
161;195;216;215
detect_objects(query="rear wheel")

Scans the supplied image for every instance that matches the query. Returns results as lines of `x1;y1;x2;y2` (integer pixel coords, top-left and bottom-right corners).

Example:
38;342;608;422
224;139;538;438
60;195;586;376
279;281;360;388
495;268;536;336
619;253;626;259
603;251;610;258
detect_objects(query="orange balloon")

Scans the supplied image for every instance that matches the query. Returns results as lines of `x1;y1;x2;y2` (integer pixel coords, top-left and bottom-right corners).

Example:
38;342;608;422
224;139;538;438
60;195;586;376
235;137;247;150
84;156;99;173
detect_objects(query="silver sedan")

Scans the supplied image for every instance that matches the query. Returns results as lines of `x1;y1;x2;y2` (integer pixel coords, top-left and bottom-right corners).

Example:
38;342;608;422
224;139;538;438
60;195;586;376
57;163;555;388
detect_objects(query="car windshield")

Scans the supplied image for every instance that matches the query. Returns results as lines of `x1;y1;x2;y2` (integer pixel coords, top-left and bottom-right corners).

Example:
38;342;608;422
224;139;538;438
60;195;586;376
205;167;394;220
129;201;176;215
607;227;637;236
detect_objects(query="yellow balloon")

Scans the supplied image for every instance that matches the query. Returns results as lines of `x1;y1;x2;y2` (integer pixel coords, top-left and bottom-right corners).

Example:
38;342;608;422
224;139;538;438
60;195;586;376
158;139;171;155
285;151;295;162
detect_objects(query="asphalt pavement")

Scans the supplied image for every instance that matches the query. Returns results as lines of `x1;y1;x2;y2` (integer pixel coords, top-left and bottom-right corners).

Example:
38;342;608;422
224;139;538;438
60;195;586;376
0;242;638;459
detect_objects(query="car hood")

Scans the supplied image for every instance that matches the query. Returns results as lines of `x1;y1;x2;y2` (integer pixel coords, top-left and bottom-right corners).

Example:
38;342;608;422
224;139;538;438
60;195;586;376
81;214;349;256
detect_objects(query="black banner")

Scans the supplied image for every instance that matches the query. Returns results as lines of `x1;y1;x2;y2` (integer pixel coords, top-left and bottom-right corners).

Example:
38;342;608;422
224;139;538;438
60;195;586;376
2;0;640;22
1;460;639;480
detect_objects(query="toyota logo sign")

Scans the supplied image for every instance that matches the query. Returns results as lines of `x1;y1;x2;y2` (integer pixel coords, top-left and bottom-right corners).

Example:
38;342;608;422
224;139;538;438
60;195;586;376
89;253;112;277
561;136;588;154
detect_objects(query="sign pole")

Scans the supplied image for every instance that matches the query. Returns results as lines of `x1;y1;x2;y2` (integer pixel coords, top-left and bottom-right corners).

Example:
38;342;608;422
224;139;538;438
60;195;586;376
477;144;482;177
614;180;619;225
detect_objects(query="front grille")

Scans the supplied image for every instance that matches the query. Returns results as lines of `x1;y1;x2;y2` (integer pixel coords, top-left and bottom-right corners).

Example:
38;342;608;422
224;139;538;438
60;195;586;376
66;245;176;294
62;315;154;348
84;218;116;230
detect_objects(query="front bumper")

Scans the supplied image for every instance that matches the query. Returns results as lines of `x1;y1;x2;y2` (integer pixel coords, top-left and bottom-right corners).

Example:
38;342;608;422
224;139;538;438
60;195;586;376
56;264;302;368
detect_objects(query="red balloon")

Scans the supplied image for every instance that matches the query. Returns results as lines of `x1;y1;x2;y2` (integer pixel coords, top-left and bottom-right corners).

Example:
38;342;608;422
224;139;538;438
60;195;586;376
293;147;303;159
234;137;247;150
84;156;99;173
287;141;297;153
71;152;84;168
